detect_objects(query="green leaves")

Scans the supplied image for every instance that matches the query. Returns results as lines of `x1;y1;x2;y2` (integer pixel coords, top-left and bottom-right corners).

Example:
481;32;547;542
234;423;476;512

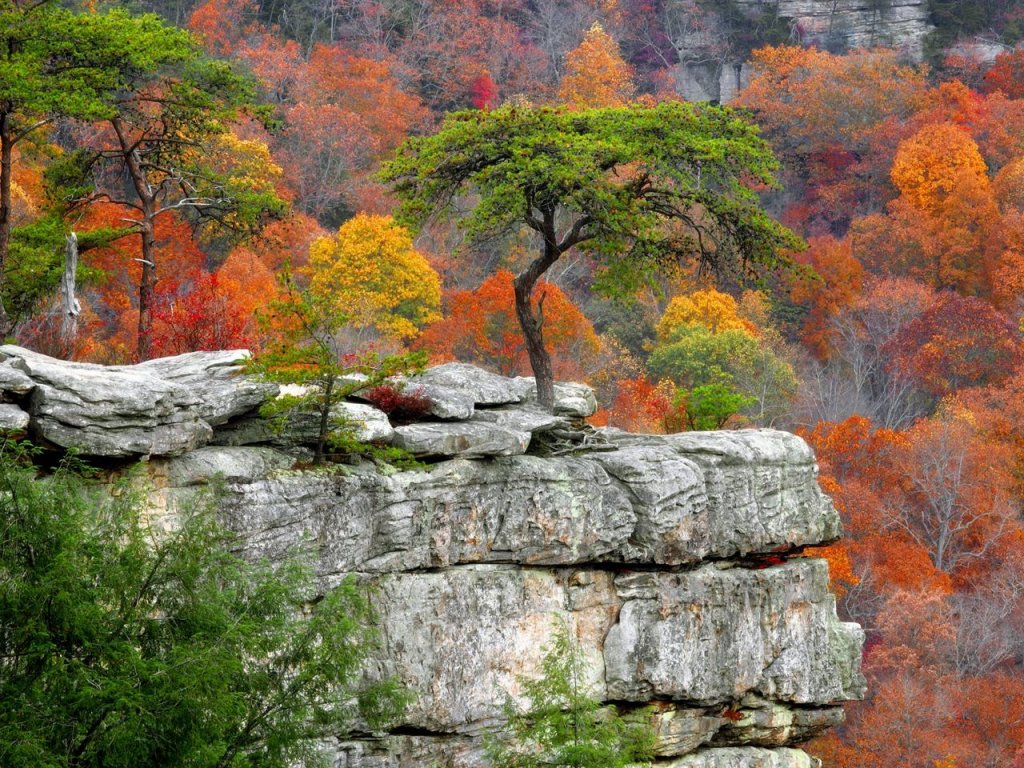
486;620;655;768
381;102;803;286
0;441;405;768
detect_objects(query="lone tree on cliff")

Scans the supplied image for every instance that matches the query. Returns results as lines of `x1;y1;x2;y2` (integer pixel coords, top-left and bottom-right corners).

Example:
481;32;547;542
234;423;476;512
381;102;801;411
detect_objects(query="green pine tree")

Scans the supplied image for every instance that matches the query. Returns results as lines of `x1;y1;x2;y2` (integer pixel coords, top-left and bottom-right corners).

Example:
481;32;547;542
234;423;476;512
486;621;656;768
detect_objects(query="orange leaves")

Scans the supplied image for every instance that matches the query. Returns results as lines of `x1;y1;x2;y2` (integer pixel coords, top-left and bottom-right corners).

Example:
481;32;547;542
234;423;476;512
740;46;928;155
891;123;989;214
417;270;602;381
789;236;864;358
557;22;635;109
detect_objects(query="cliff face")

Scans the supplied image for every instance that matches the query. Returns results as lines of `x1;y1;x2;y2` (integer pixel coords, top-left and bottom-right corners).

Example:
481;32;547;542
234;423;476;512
0;346;865;768
671;0;932;103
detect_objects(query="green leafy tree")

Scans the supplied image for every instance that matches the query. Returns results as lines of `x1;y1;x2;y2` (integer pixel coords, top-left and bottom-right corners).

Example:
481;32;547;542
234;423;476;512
0;3;201;339
0;442;405;768
681;382;756;430
251;268;425;465
47;15;286;359
648;324;797;426
486;621;656;768
381;102;801;411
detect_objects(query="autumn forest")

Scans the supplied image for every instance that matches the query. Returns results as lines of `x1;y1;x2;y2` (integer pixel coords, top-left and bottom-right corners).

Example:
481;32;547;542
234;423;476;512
4;0;1024;765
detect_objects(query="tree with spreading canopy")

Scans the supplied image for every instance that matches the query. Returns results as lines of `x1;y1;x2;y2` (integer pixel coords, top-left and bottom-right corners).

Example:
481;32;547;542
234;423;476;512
380;102;801;410
46;11;286;359
0;3;206;340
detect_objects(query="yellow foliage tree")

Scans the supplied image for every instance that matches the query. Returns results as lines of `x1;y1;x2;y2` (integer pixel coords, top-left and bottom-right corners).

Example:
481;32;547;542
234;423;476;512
308;213;441;342
655;288;757;342
891;123;989;214
557;22;635;109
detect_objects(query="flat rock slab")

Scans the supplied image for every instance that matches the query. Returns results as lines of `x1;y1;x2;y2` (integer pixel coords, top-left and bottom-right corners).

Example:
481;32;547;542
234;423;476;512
212;401;394;448
406;363;533;411
132;349;277;426
1;346;212;457
219;456;638;572
155;446;294;487
661;747;820;768
604;561;866;705
391;422;531;458
215;426;842;573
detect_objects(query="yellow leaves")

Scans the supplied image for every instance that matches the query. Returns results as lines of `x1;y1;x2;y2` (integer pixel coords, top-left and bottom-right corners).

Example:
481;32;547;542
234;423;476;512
557;23;635;109
891;123;988;214
208;132;283;195
655;288;757;342
308;213;440;343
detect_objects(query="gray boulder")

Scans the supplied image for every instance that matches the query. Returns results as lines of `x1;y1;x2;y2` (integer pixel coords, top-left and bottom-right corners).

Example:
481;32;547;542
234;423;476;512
133;349;276;426
0;403;29;431
0;346;212;457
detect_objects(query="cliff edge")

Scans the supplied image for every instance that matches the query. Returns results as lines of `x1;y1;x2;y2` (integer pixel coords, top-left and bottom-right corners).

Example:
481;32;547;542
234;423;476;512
0;346;865;768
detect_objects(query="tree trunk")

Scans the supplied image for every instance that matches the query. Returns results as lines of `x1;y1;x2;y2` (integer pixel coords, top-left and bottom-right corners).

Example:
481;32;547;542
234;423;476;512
136;212;157;360
514;237;560;412
61;232;81;344
0;113;15;340
112;117;158;361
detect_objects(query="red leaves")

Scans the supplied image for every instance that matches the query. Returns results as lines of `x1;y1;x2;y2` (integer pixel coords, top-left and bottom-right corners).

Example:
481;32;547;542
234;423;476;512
149;272;255;357
362;385;433;425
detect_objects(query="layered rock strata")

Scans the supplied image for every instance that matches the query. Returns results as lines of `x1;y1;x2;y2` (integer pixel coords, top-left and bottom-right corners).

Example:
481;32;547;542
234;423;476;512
0;347;865;767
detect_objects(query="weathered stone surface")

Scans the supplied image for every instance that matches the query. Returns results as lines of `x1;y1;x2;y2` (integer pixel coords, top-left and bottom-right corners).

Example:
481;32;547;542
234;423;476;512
337;402;395;443
650;698;843;758
470;403;566;434
606;429;843;557
155;446;294;487
368;566;618;731
391;422;531;458
0;359;34;396
387;363;534;420
708;695;844;749
133;350;276;426
212;401;394;447
331;736;485;768
16;351;861;767
604;561;866;705
515;377;598;418
0;403;29;431
1;346;212;457
662;747;821;768
219;456;638;573
213;427;841;573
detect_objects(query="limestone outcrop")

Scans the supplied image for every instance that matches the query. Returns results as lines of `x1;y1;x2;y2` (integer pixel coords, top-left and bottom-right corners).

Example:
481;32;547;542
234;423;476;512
0;347;865;767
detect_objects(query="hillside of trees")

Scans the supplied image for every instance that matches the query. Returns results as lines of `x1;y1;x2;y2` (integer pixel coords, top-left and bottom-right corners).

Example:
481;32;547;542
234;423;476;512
6;0;1024;765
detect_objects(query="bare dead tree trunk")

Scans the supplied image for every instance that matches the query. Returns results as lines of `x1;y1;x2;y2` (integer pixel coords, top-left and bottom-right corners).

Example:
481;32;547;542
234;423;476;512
61;232;81;343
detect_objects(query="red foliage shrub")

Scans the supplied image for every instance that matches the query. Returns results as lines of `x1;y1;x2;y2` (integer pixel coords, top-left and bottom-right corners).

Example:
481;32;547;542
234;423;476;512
363;385;432;425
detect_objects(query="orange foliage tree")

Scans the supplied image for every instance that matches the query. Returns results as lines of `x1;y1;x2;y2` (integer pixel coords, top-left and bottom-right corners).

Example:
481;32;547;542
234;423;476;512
557;22;635;108
890;123;989;214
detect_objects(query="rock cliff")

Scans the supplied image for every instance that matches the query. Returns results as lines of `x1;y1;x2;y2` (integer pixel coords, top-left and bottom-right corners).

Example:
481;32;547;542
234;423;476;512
670;0;932;103
0;346;865;767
